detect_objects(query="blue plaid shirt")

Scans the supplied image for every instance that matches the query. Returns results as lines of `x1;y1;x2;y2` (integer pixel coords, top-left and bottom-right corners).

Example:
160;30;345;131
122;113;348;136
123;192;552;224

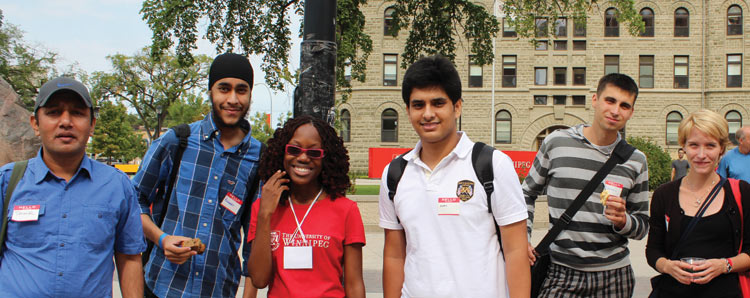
134;113;262;298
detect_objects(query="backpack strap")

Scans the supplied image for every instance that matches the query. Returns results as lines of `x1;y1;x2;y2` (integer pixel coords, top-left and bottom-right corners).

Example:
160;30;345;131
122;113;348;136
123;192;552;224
1;160;29;254
472;142;496;214
730;178;743;251
152;124;191;228
386;150;412;202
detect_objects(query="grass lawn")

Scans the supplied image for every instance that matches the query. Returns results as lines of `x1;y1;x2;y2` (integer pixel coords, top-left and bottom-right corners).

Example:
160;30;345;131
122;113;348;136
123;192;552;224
348;184;380;195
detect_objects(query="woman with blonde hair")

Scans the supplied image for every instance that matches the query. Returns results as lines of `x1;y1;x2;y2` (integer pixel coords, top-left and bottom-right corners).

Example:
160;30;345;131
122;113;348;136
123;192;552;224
647;109;750;297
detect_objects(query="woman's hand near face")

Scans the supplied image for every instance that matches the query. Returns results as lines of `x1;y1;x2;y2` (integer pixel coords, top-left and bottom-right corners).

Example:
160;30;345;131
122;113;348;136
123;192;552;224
258;170;289;216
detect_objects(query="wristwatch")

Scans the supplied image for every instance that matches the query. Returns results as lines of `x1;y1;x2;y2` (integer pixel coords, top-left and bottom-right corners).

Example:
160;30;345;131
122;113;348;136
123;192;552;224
725;258;733;274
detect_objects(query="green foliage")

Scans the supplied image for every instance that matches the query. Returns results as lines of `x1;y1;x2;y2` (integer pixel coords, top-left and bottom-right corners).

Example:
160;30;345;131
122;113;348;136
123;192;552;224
92;100;147;163
249;111;275;144
347;184;379;195
90;48;210;143
0;20;86;111
502;0;644;43
164;93;210;127
391;1;500;68
627;136;671;190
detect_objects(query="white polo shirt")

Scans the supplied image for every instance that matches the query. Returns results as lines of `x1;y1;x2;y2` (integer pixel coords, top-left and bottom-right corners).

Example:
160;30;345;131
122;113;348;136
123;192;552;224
379;132;528;298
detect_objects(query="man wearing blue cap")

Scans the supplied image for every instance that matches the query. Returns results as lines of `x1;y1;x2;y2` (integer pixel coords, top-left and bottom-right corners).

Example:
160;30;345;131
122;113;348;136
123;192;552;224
135;53;262;298
0;77;146;297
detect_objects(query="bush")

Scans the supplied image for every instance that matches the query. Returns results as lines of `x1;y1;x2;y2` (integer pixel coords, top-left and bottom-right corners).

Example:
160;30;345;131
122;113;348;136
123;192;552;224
627;136;671;190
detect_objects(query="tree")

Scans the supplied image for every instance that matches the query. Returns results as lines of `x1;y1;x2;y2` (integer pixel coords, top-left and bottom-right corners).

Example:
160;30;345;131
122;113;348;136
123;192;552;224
164;92;211;127
627;136;671;190
92;100;147;164
250;111;292;143
501;0;644;40
91;48;211;143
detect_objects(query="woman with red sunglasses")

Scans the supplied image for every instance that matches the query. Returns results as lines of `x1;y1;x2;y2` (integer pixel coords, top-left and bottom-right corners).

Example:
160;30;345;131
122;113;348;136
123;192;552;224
246;115;366;298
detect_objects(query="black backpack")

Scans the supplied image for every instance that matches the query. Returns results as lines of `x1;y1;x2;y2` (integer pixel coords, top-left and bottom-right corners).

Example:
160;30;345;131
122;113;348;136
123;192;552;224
386;142;504;248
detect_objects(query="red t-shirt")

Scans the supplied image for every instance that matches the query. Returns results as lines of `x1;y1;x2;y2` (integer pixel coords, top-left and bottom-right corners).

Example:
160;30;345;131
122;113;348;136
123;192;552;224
248;196;366;298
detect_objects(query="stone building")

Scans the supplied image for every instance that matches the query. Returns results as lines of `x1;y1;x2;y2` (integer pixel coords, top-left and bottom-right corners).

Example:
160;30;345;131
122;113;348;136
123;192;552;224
337;0;750;175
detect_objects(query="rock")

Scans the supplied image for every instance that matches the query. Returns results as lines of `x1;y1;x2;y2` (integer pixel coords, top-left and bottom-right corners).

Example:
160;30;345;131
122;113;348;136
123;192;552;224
0;77;40;165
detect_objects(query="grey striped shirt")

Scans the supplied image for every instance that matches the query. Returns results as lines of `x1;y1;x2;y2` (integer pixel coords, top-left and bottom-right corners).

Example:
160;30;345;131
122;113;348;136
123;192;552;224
523;124;649;271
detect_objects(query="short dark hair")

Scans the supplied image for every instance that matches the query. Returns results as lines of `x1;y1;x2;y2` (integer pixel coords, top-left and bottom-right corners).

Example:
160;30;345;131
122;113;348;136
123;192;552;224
401;55;462;105
596;73;639;103
257;115;351;199
678;148;685;153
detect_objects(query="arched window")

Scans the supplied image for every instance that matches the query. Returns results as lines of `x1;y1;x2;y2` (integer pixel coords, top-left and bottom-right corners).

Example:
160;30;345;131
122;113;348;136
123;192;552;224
605;8;619;37
381;109;398;142
495;110;512;144
728;5;743;35
384;7;396;36
340;109;351;142
640;8;654;37
666;111;682;145
727;110;743;144
675;8;689;37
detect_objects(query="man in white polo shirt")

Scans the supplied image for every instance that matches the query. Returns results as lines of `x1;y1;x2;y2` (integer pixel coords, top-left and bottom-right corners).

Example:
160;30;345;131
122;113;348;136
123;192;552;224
378;55;530;298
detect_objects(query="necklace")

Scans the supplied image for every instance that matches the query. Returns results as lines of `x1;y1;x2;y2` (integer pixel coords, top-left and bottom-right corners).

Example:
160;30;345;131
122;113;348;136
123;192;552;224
686;176;718;207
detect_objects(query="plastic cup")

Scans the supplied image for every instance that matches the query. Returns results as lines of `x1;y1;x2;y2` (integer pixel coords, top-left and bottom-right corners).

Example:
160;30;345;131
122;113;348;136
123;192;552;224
681;257;706;274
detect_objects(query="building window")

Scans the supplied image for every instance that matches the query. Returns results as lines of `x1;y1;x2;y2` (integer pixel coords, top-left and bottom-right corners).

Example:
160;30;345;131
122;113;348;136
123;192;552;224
727;110;743;144
553;95;566;105
573;40;586;50
502;56;517;87
639;55;654;88
554;67;566;85
344;59;352;82
534;95;548;105
495;110;512;144
340;109;351;142
605;55;619;74
535;67;547;85
383;54;398;86
573;68;586;85
666;111;682;145
554;41;567;50
728;54;742;87
503;18;517;37
468;56;483;87
536;41;548;51
729;5;743;36
573;19;586;37
572;95;586;105
555;18;567;37
384;7;396;36
675;8;689;37
640;8;654;37
381;109;398;142
536;18;548;37
674;56;689;89
605;8;619;37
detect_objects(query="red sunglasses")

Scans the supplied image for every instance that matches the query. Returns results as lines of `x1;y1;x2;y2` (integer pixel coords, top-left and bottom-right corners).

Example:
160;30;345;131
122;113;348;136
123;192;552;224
285;144;325;159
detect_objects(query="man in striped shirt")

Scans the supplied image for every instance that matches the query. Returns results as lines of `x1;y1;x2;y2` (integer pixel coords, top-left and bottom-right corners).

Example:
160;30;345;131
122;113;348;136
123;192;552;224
134;53;262;298
524;73;649;297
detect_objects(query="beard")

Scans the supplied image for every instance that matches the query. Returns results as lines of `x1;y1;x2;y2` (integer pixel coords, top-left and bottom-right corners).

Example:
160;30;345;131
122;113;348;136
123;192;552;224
209;92;249;129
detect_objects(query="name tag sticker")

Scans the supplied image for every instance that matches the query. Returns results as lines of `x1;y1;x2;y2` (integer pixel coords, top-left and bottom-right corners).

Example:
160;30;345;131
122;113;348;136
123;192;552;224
12;205;40;222
220;192;243;215
604;180;624;197
438;197;460;215
284;246;313;269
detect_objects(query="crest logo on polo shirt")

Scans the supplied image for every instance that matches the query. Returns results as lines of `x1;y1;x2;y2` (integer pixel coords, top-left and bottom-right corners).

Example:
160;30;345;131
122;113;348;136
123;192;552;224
270;230;281;251
456;180;474;202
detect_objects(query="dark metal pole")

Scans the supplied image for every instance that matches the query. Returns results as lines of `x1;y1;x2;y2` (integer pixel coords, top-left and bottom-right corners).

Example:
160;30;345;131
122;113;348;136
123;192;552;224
294;0;337;123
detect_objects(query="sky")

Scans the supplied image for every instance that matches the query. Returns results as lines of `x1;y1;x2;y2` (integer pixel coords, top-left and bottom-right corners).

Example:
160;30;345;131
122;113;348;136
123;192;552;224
1;0;299;126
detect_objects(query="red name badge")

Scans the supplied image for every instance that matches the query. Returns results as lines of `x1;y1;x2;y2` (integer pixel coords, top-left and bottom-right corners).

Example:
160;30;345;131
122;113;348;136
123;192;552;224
220;192;243;215
438;197;460;216
12;205;41;222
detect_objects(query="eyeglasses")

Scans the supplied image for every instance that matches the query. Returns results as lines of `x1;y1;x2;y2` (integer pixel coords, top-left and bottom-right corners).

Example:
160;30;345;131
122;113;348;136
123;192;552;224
285;144;325;159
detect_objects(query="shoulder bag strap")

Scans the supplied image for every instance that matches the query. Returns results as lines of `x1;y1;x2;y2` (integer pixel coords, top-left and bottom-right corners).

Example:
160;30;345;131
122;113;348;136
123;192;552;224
730;178;743;253
535;139;635;254
1;160;29;254
669;177;726;259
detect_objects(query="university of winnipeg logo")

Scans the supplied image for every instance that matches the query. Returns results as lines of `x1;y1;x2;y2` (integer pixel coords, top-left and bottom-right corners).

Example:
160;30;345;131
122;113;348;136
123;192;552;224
270;230;281;251
456;180;475;202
